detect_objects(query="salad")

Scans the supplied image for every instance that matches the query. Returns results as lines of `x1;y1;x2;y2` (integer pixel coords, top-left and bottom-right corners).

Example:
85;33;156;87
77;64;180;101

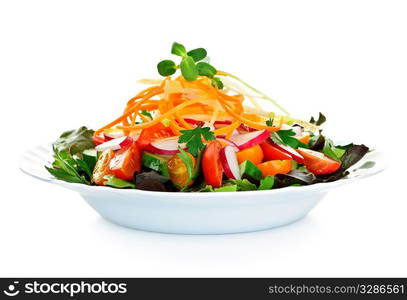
45;42;370;192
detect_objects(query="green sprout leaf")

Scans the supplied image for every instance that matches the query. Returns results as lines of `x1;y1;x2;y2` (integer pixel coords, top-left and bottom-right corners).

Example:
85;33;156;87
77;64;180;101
180;56;198;81
211;77;224;89
196;62;217;78
171;42;187;57
187;48;207;62
157;60;177;76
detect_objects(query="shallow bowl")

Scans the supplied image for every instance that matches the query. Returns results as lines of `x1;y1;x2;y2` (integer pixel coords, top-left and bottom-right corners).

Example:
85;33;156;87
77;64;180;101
20;145;386;234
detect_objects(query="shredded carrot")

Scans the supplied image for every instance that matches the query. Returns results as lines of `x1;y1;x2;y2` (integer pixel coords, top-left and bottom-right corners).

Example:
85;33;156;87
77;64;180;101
95;75;283;138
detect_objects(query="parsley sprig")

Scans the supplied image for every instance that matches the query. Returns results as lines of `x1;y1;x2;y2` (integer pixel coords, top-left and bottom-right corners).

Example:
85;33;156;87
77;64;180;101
272;129;308;149
157;42;224;89
178;125;215;156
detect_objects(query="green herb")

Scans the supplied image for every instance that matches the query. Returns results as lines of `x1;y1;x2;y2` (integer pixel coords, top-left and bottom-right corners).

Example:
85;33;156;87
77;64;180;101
103;175;135;189
157;60;177;76
272;129;307;149
178;125;215;156
309;112;326;126
258;176;275;190
45;147;90;184
53;126;95;155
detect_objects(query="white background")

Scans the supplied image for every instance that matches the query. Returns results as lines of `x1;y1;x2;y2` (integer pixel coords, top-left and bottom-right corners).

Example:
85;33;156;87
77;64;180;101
0;0;406;277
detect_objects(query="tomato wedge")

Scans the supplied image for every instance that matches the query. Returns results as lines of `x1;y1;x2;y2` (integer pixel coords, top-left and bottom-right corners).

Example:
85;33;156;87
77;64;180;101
202;141;223;187
257;160;292;177
236;144;264;165
92;149;114;185
109;144;141;180
260;141;292;161
167;152;196;187
136;123;174;150
296;148;341;175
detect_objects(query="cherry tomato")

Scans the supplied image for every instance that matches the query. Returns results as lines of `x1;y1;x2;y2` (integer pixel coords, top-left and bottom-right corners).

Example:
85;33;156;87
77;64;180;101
202;141;223;187
296;148;341;175
260;142;292;161
236;144;264;165
167;152;196;187
109;144;141;180
257;160;292;177
136;123;174;150
92;149;114;185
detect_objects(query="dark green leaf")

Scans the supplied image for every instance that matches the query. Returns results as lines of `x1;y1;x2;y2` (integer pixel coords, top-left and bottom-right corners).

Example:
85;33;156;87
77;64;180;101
276;170;316;187
53;126;95;155
309;134;325;151
135;171;171;192
309;112;326;126
196;62;217;78
180;56;198;81
340;144;370;170
187;48;207;62
75;158;92;178
157;60;177;76
45;147;89;184
171;42;187;56
45;166;86;184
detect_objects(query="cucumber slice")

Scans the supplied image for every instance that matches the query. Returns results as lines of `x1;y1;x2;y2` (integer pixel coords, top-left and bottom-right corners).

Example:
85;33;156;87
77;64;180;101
82;149;98;171
142;152;170;177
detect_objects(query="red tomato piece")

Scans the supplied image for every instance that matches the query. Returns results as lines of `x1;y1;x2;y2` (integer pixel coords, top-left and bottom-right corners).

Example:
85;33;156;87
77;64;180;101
296;148;341;175
202;141;223;188
260;141;292;160
109;144;141;180
136;123;174;150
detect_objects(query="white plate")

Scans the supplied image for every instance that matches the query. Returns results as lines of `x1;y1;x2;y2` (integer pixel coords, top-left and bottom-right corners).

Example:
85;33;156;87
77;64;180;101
20;144;386;234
